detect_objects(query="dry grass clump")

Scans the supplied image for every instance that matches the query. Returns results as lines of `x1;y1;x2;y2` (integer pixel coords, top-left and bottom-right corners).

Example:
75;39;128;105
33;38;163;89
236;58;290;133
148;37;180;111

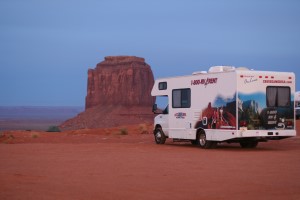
47;126;61;132
113;127;128;135
138;123;149;134
2;133;15;144
119;128;128;135
31;133;39;138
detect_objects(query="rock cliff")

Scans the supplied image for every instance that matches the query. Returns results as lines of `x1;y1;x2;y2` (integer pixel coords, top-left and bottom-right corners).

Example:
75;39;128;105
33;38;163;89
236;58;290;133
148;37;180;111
85;56;155;109
60;56;155;130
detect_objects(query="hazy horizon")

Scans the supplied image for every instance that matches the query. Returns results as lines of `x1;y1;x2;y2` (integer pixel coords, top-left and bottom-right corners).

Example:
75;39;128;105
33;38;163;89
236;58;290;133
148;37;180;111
0;106;84;130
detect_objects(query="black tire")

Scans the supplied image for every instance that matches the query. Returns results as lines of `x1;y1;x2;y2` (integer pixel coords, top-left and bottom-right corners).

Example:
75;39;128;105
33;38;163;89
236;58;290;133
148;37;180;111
210;141;218;149
191;139;199;145
240;140;258;148
154;127;166;144
197;130;213;149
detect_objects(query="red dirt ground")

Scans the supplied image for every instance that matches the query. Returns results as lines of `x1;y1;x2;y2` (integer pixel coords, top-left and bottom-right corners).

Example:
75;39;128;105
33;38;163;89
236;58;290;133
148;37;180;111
1;123;300;200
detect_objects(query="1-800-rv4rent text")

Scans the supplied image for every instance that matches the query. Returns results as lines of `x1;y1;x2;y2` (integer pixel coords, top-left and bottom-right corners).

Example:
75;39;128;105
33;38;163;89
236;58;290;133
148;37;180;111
151;66;296;149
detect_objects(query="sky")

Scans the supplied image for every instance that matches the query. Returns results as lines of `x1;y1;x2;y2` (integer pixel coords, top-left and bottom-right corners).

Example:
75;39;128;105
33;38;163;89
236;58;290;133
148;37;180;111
0;0;300;106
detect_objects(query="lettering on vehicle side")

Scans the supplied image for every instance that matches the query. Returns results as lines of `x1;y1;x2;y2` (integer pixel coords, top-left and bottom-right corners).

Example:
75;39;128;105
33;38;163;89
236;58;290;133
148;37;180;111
267;110;277;125
191;78;218;87
263;80;292;84
174;112;186;119
244;77;258;84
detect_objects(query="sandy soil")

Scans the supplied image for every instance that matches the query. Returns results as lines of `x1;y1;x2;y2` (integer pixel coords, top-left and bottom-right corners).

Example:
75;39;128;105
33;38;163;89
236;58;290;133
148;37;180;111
1;123;300;200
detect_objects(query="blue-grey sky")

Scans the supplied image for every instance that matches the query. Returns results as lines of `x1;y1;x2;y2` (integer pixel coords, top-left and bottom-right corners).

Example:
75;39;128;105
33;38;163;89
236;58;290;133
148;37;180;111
1;0;299;106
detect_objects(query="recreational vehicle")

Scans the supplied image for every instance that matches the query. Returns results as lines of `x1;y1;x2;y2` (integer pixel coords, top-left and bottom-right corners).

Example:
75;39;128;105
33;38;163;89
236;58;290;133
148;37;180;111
295;91;300;119
151;66;296;148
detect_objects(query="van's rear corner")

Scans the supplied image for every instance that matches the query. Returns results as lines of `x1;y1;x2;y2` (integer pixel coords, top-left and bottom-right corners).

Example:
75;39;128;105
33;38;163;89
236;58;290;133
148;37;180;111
234;70;296;147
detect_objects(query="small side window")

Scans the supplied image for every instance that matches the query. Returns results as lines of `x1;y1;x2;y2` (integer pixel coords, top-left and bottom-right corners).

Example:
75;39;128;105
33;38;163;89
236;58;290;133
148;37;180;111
172;88;191;108
158;82;167;90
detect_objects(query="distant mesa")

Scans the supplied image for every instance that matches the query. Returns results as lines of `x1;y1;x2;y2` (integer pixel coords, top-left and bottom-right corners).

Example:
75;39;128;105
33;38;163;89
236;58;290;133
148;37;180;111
60;56;155;130
85;56;155;109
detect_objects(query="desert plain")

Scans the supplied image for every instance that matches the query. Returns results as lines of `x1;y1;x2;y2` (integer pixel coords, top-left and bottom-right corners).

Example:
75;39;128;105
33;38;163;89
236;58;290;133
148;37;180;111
0;123;300;200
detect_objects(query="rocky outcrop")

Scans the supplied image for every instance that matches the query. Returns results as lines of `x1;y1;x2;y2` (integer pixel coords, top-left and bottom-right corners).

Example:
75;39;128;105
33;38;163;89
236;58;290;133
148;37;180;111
85;56;155;109
60;56;155;130
60;105;154;130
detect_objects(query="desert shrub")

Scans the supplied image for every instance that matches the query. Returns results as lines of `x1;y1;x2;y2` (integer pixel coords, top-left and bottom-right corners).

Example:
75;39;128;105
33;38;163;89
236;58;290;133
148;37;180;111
119;128;128;135
8;134;15;139
31;133;39;138
3;134;14;144
138;123;149;134
47;126;61;132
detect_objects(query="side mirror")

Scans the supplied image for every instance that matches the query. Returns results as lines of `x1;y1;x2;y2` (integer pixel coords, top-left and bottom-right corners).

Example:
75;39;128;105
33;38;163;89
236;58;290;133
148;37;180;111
152;104;157;113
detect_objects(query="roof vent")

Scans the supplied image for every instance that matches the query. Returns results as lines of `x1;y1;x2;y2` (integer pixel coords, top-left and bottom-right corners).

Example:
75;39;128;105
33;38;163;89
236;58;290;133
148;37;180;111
192;71;207;75
208;66;235;73
236;67;250;71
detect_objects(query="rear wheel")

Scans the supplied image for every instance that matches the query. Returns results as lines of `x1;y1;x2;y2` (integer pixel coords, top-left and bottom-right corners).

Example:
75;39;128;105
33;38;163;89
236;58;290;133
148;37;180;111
154;127;166;144
191;139;199;145
210;141;218;149
240;140;258;148
197;130;214;149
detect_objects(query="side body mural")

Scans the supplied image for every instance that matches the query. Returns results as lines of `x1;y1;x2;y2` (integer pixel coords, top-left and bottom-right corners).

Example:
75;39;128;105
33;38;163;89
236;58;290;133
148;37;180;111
195;93;237;130
238;92;294;130
195;92;294;131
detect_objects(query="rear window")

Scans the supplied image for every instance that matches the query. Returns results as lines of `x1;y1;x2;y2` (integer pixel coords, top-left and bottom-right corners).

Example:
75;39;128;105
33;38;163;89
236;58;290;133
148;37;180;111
266;86;290;107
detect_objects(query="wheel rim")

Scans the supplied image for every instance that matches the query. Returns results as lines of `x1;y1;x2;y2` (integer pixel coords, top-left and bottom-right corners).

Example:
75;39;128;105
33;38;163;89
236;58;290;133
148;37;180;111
155;131;162;142
199;134;206;146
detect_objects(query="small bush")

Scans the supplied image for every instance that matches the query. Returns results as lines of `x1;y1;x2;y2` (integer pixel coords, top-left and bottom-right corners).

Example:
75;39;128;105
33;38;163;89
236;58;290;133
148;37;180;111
31;133;39;138
138;124;149;134
8;134;15;139
47;126;61;132
3;134;14;144
119;128;128;135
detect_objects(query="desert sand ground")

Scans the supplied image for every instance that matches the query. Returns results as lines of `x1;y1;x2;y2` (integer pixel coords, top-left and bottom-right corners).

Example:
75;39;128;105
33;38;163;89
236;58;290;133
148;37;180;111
0;123;300;200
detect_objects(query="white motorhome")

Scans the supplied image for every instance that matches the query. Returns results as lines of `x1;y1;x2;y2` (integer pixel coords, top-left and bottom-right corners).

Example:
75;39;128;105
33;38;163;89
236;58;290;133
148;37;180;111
151;66;296;148
295;91;300;119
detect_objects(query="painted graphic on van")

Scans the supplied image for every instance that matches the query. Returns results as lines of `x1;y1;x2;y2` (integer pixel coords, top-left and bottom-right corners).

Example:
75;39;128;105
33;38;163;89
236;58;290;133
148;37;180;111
195;91;294;130
238;92;294;130
195;93;237;130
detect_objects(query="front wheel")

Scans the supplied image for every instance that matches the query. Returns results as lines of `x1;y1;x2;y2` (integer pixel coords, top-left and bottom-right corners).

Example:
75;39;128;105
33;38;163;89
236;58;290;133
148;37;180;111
154;127;166;144
197;131;215;149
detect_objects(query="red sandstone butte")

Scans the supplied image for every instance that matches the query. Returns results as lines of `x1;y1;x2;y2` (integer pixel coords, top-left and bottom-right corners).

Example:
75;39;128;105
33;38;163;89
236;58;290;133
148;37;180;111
85;56;155;109
60;56;155;130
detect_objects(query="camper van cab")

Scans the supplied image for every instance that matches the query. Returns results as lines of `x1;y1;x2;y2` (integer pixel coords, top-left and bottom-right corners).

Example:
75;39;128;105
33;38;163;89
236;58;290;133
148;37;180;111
151;66;296;148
